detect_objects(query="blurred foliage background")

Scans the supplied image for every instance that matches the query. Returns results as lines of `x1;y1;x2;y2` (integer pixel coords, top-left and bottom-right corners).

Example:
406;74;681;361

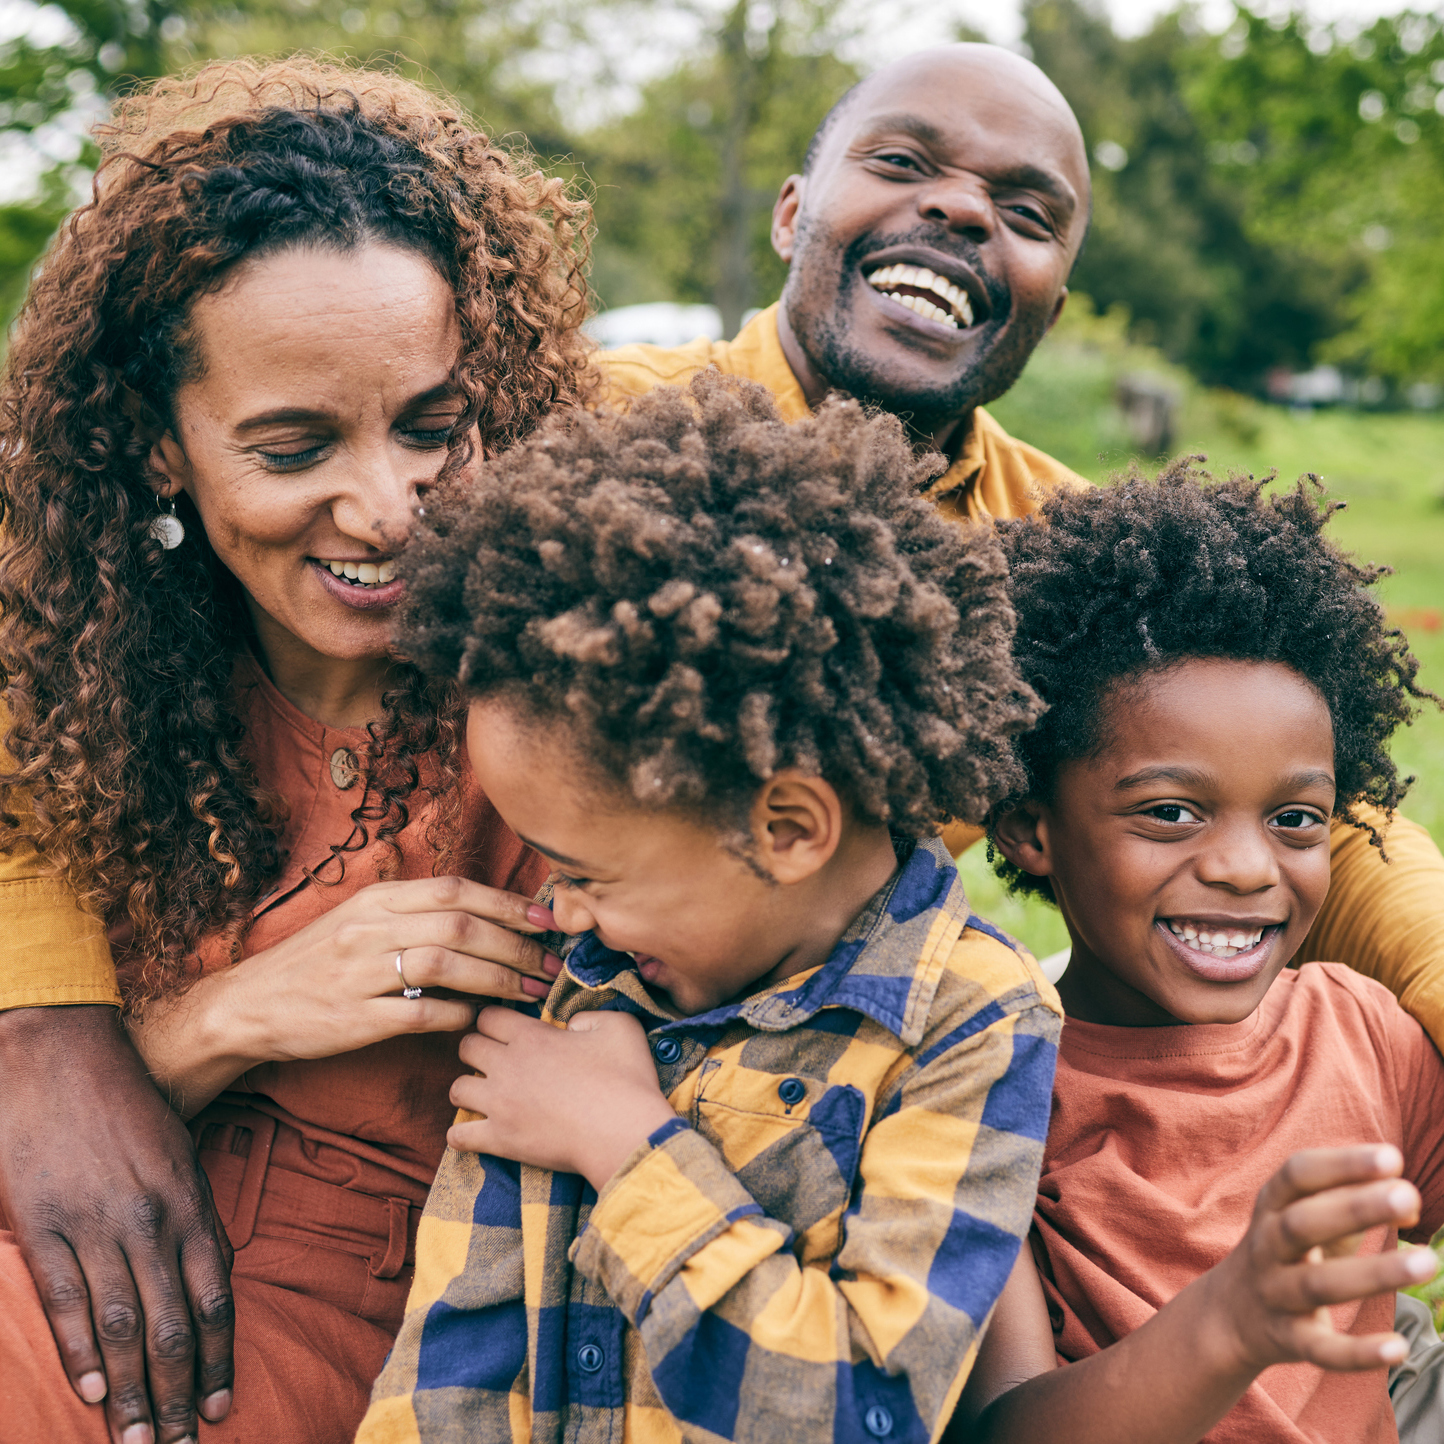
1;0;1440;957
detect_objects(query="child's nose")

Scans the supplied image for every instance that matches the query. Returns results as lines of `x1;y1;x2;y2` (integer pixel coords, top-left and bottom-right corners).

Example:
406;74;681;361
1196;824;1280;893
550;886;596;936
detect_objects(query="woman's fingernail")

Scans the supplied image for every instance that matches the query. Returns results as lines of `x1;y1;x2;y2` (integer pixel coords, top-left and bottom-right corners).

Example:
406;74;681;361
1376;1145;1403;1173
542;952;563;977
200;1389;232;1421
1382;1336;1409;1363
121;1424;154;1444
527;905;556;929
522;976;550;998
77;1371;106;1403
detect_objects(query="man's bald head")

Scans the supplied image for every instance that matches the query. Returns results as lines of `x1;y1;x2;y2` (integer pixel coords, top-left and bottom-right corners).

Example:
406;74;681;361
772;44;1091;446
805;45;1086;187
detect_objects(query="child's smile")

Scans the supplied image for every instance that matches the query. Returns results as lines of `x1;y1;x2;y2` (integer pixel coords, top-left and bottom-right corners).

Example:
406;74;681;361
996;657;1338;1027
1156;915;1285;983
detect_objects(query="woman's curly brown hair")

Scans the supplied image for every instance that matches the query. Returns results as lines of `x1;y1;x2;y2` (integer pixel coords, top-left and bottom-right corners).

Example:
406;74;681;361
988;461;1436;901
0;56;593;993
398;372;1042;839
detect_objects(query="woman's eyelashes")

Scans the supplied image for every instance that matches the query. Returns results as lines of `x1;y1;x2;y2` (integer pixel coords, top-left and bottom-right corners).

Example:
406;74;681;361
257;441;329;472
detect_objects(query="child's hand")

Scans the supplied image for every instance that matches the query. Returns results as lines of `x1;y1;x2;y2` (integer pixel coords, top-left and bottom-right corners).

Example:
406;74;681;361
448;1006;678;1192
1205;1144;1438;1375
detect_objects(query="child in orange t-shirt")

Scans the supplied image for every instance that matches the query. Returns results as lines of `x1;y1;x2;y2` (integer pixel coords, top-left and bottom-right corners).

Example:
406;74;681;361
953;467;1444;1444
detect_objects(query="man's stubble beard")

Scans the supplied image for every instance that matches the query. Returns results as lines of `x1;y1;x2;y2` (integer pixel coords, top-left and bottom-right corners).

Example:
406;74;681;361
781;213;1056;440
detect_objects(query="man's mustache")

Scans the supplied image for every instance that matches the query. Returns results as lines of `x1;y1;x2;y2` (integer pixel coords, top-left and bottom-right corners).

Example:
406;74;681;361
839;228;1012;326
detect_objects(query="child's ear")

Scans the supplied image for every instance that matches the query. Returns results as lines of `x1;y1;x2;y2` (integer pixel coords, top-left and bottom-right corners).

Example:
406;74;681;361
750;771;842;885
992;802;1055;878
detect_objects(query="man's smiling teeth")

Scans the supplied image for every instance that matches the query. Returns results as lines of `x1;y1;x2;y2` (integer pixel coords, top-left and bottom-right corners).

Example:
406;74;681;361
323;559;396;587
1166;919;1266;958
866;264;975;328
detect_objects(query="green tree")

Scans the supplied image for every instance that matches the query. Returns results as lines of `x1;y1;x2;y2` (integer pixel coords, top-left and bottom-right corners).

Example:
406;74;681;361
579;1;857;331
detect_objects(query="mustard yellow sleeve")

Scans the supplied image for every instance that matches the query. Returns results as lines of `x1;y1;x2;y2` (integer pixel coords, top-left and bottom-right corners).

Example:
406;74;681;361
0;836;119;1009
1297;805;1444;1051
942;820;986;858
0;699;119;1008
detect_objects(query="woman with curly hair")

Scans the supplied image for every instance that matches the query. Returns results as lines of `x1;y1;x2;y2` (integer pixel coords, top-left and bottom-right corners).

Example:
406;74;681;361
0;57;591;1443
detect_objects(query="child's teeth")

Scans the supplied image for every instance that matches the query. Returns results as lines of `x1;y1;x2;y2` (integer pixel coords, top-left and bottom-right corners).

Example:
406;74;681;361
1167;920;1265;958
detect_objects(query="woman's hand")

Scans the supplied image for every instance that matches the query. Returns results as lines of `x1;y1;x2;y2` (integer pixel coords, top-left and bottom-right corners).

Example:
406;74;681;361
129;876;562;1116
448;1008;676;1192
0;1005;235;1444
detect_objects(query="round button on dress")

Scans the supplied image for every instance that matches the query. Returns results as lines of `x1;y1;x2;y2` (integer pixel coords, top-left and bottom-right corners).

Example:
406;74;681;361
329;746;359;790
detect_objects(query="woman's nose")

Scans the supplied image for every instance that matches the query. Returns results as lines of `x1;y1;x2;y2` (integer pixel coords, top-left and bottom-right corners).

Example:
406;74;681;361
332;457;429;551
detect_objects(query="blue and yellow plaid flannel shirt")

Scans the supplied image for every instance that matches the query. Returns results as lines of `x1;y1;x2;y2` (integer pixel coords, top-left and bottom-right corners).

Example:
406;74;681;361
357;837;1062;1444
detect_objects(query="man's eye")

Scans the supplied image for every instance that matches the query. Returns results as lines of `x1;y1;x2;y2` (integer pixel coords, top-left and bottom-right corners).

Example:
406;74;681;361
1005;201;1054;232
1146;803;1200;824
874;150;922;172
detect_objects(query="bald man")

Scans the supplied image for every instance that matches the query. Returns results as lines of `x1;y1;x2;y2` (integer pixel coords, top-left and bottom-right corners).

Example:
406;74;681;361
599;43;1444;1047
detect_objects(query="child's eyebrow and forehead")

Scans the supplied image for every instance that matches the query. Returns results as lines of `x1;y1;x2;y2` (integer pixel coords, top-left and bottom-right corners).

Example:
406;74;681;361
1110;763;1337;795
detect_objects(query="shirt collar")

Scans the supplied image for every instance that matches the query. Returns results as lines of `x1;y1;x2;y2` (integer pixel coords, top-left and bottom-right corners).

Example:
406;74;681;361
560;835;968;1046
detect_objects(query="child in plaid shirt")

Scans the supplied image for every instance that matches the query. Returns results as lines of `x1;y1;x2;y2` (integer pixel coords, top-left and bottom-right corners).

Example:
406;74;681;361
355;375;1063;1444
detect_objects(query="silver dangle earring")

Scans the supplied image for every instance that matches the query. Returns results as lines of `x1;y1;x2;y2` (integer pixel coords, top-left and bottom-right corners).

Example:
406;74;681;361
150;494;185;550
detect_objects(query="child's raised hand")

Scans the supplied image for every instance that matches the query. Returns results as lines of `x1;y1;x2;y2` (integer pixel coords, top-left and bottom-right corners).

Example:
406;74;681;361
447;1006;678;1192
1207;1144;1438;1374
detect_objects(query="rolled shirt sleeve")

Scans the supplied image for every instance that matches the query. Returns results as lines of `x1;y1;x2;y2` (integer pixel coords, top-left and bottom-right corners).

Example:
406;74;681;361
0;837;119;1010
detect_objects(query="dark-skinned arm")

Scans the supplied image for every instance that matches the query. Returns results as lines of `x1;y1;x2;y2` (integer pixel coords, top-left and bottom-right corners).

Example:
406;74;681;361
0;820;236;1444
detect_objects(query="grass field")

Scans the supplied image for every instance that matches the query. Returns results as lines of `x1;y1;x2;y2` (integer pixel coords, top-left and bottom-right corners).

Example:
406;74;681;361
965;301;1444;962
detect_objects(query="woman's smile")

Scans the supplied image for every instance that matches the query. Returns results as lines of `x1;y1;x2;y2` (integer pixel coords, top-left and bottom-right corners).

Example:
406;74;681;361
309;557;405;611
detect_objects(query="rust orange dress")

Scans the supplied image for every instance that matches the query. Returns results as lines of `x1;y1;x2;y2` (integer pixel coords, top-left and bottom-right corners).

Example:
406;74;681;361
0;658;546;1442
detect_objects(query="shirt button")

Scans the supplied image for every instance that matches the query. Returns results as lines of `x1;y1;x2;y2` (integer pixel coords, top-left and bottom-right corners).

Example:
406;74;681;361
576;1343;604;1374
329;747;359;790
652;1037;682;1065
778;1077;806;1106
864;1405;894;1437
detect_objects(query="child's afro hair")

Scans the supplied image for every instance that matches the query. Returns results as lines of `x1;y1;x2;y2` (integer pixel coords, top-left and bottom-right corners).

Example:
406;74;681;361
989;460;1434;901
397;371;1043;838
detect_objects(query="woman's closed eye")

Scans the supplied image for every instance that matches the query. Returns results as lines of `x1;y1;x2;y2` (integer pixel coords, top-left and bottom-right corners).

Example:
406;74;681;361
398;415;461;449
257;440;331;472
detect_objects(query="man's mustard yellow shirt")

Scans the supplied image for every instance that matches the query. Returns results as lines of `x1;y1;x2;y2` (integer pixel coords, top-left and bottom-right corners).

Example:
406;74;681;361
5;303;1444;1049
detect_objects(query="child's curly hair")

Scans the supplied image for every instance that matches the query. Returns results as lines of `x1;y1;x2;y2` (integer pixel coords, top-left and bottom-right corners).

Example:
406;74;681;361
399;372;1043;838
988;460;1435;901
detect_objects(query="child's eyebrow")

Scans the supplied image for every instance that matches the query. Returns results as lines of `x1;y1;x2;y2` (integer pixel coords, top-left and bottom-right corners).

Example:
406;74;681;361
1113;765;1336;793
1113;765;1214;792
517;833;590;870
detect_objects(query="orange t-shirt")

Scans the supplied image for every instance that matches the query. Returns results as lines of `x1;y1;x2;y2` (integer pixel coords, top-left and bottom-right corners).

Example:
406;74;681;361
1034;963;1444;1443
